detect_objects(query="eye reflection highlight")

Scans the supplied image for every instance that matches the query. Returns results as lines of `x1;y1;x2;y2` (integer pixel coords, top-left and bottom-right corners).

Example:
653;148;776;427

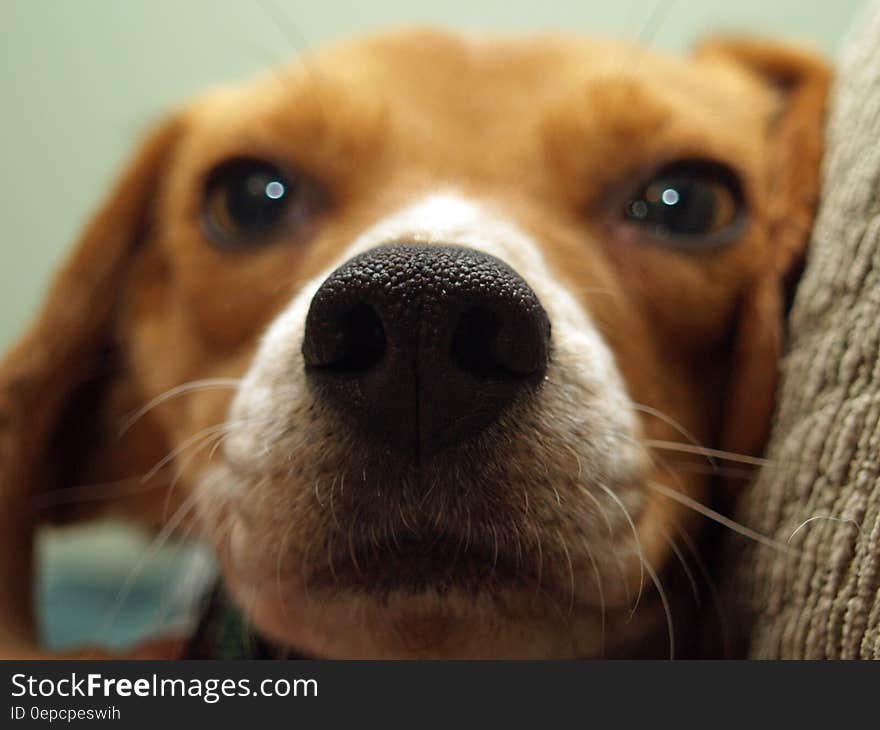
661;188;680;206
265;181;286;200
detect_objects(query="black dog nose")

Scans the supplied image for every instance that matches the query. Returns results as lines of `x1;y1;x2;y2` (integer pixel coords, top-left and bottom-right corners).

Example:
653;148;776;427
302;244;550;460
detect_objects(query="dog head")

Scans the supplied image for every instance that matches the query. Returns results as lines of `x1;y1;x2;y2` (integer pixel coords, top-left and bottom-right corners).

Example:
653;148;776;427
0;30;829;657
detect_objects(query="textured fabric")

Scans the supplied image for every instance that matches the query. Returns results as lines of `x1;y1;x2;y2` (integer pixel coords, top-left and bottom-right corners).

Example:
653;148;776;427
733;4;880;659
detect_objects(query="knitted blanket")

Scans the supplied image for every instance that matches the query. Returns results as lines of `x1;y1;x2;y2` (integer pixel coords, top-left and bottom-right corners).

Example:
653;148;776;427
732;4;880;659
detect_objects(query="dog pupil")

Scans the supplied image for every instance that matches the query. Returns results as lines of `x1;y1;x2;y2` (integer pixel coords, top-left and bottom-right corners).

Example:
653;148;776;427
628;174;717;238
227;165;289;233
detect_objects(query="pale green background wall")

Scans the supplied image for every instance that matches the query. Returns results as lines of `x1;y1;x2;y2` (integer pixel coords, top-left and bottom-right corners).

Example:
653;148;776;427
0;0;867;349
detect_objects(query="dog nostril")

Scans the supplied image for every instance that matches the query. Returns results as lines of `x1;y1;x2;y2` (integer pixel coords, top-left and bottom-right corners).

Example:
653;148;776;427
452;306;550;379
302;300;386;372
335;302;386;372
452;307;506;378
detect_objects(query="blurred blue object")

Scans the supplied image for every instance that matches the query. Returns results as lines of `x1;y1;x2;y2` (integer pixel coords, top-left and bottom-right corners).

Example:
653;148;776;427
37;524;215;651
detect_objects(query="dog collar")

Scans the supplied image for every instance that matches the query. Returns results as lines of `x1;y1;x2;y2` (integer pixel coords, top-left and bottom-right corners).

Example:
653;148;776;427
185;586;282;660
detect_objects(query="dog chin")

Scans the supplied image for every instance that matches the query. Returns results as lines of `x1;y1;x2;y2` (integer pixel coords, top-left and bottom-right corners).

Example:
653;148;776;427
207;474;650;659
224;571;609;659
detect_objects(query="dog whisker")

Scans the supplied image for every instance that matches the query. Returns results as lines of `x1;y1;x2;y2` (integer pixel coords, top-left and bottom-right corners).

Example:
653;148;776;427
274;518;295;622
346;511;363;579
576;484;616;538
634;0;677;48
255;0;315;69
665;461;756;480
142;422;236;484
652;446;742;651
668;518;731;657
162;428;236;523
146;528;217;644
254;0;336;126
208;432;234;462
787;514;862;543
647;479;796;555
214;509;238;564
90;487;204;654
325;530;339;589
37;408;256;516
643;458;704;611
159;414;269;527
655;521;700;608
242;581;260;658
596;482;645;617
328;473;343;533
118;378;241;436
30;475;170;510
397;504;415;532
297;525;318;603
641;553;675;660
644;439;771;467
630;402;718;470
528;510;545;596
574;480;632;609
578;536;606;658
511;513;524;574
490;522;501;580
554;528;576;617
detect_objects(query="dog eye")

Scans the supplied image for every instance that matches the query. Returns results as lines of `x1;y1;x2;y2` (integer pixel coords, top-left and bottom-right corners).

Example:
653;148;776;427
203;159;307;248
623;162;744;246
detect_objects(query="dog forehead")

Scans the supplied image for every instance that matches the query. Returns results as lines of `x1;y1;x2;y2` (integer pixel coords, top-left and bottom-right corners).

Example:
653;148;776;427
310;28;765;100
182;28;772;138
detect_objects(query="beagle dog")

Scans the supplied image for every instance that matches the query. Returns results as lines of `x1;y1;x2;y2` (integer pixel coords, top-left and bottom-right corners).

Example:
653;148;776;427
0;29;829;659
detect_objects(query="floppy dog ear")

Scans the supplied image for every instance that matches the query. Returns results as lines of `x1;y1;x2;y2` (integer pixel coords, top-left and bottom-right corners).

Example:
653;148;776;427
697;39;832;458
0;116;182;649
